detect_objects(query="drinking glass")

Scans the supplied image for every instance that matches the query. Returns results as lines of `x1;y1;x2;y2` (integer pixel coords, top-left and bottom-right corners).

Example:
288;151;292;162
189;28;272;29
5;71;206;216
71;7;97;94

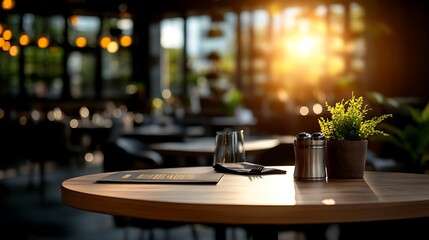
213;129;246;165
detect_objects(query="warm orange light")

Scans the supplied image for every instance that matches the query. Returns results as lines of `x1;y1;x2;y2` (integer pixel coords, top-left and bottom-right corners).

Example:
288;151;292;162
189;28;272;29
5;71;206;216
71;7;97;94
327;56;345;75
1;0;15;10
75;36;87;48
69;119;79;128
313;103;323;114
107;41;119;53
0;23;3;34
272;14;329;90
285;34;323;59
299;106;309;116
8;45;18;56
0;37;4;47
52;107;64;121
119;35;132;47
2;29;12;40
19;34;30;46
99;36;111;49
79;106;90;118
277;91;290;102
69;15;79;26
267;2;282;14
331;37;344;52
37;36;50;48
2;40;10;51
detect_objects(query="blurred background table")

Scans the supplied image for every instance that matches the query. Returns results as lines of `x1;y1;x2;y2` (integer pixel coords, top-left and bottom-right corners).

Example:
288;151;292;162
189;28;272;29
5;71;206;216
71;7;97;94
149;136;280;159
148;136;282;166
122;124;206;144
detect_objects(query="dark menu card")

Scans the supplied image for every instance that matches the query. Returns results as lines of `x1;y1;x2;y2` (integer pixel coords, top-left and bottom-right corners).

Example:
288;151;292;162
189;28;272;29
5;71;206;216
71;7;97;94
96;170;224;185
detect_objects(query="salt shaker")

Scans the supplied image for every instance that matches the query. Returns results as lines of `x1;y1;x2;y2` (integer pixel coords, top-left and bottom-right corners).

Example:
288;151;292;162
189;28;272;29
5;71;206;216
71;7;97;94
293;132;327;181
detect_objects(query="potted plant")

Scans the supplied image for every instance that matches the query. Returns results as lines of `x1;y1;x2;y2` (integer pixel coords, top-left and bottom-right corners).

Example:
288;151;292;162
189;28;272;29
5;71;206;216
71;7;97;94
368;92;429;173
318;93;392;179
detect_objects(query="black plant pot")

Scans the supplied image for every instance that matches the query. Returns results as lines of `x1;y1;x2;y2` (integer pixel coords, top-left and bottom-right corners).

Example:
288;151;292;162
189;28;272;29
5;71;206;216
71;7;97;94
326;140;368;179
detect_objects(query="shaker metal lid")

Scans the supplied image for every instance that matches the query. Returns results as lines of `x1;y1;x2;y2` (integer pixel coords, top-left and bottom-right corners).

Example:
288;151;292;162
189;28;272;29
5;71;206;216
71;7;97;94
294;139;326;148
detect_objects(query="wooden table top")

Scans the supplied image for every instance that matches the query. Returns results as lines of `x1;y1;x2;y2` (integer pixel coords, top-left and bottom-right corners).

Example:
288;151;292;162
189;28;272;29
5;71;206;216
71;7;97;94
148;137;281;158
61;166;429;225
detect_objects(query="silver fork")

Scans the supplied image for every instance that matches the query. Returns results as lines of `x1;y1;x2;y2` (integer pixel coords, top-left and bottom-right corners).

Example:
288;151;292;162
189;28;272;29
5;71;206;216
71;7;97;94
249;164;264;173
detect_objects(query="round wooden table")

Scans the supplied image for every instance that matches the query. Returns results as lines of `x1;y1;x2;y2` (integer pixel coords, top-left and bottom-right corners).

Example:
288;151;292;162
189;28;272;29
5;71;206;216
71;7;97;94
61;166;429;239
61;166;429;223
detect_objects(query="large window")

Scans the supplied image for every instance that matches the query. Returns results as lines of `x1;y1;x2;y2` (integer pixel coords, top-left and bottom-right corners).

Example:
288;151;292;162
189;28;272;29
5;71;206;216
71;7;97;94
0;12;134;100
20;14;65;98
160;2;366;116
0;14;25;97
100;17;134;98
160;13;237;114
68;51;96;98
160;17;184;96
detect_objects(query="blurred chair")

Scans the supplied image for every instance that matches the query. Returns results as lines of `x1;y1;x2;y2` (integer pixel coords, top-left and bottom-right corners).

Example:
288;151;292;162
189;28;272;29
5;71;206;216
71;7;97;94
0;119;30;178
101;137;198;240
102;137;163;172
27;120;84;197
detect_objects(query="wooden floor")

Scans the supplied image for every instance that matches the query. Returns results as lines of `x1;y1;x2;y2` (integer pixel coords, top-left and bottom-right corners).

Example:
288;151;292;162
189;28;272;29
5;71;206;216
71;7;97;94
0;157;337;240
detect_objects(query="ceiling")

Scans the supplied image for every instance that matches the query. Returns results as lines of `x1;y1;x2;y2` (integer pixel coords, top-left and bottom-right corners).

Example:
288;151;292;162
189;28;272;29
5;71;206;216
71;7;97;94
3;0;337;18
4;0;227;16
